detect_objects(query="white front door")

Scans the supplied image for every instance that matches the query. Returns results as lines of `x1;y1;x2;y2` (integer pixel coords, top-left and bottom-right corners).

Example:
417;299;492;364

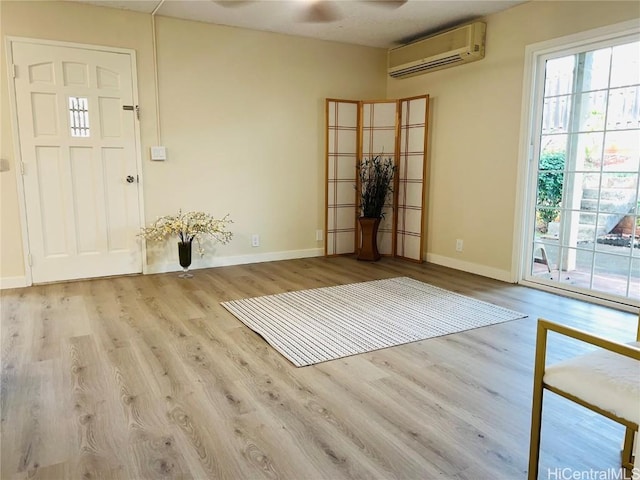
11;40;143;283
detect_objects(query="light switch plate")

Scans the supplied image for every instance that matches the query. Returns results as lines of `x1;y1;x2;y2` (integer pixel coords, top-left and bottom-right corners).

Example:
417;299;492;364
150;146;167;161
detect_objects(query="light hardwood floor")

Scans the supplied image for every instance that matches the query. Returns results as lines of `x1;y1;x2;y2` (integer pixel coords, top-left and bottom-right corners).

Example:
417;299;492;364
1;256;637;479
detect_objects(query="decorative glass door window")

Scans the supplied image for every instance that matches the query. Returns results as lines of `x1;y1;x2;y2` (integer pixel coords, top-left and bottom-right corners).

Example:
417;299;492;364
524;37;640;305
68;96;90;137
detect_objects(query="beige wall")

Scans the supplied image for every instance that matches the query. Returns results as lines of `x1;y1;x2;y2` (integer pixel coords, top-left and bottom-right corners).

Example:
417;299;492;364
0;1;386;281
3;0;638;284
387;1;640;280
148;16;386;267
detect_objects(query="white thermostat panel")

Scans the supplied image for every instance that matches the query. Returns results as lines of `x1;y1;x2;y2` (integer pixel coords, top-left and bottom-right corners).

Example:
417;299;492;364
150;146;167;161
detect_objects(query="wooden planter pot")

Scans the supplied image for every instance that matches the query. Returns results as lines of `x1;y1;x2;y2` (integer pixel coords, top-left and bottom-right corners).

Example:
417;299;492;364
357;217;381;261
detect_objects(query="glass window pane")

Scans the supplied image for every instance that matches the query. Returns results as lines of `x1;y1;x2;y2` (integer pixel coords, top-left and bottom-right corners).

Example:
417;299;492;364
577;211;597;245
575;90;607;132
598;173;638;214
593;252;633;297
530;241;559;278
630;259;640;300
609;213;638;241
545;56;575;96
559;247;592;286
574;247;594;276
68;96;90;137
596;214;633;251
540;134;567;157
606;86;640;131
596;212;624;241
582;172;601;191
610;42;640;89
536;169;564;210
581;48;612;92
576;132;604;171
542;96;572;134
633;215;640;258
536;206;562;236
603;130;640;172
555;209;591;247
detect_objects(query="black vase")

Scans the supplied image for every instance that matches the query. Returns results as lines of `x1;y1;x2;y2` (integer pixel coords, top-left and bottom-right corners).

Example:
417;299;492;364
178;241;193;278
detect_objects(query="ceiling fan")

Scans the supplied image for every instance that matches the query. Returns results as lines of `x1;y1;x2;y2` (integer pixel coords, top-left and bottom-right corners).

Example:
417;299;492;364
214;0;408;23
300;1;408;23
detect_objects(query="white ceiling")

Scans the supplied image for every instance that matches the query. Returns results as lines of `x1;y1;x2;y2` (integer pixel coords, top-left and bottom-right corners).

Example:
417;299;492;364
80;0;525;48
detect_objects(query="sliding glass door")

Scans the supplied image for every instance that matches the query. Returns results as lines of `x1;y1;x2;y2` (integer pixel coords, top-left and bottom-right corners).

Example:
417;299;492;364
524;36;640;306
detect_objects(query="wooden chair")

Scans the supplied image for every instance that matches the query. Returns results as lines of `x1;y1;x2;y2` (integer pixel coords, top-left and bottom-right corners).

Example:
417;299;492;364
532;244;554;274
528;316;640;479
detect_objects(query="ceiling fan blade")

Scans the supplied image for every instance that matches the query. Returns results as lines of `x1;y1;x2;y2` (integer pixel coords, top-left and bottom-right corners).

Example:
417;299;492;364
302;1;341;23
213;0;254;7
363;0;408;8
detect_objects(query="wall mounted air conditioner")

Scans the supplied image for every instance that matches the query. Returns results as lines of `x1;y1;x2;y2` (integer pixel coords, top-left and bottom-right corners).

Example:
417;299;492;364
388;22;486;79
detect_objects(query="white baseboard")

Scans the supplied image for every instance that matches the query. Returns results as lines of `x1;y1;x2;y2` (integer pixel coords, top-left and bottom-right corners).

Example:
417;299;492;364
0;276;28;289
145;248;324;275
426;253;514;283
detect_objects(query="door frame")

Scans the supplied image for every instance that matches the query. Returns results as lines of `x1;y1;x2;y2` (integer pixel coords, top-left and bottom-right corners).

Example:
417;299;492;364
512;19;640;312
5;36;147;285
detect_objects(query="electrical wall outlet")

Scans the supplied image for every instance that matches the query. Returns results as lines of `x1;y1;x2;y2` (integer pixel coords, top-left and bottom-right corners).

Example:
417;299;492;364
316;229;323;241
456;239;464;252
251;234;260;247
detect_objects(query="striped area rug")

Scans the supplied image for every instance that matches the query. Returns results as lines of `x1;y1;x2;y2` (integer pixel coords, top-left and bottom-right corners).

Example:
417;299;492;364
221;277;527;367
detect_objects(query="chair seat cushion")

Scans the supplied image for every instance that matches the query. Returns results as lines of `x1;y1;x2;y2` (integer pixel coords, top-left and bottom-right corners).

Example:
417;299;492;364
543;341;640;424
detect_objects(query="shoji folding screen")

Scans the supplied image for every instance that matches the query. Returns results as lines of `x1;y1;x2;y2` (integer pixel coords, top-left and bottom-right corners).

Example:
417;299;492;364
325;96;429;262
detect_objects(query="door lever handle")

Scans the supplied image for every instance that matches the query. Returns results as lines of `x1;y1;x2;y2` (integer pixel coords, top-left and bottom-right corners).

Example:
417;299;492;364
126;175;135;183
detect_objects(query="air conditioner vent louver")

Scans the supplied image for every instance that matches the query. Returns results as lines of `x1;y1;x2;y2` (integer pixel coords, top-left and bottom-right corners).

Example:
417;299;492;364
388;22;486;79
388;55;463;78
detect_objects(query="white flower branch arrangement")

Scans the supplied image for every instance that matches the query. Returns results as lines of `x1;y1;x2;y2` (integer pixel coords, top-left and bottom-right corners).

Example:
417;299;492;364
139;210;233;256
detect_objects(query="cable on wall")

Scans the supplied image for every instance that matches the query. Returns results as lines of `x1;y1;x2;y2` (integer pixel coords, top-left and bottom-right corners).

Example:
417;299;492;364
151;0;165;145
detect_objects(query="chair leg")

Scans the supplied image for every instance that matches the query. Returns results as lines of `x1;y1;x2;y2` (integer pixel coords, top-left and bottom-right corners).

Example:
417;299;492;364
634;429;639;469
528;380;544;480
622;427;634;469
540;246;551;274
533;245;552;274
528;322;549;480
